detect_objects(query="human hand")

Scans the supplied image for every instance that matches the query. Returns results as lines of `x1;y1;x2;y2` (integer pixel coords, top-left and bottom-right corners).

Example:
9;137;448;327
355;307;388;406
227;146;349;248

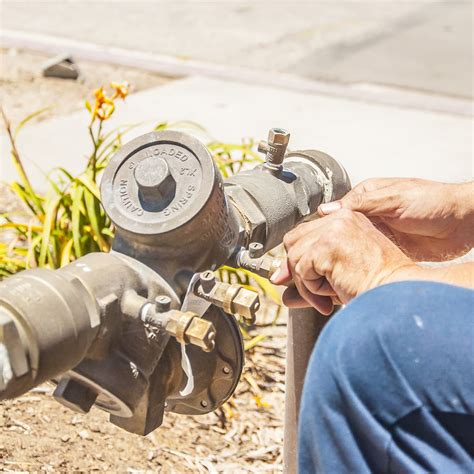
318;178;473;261
271;209;414;314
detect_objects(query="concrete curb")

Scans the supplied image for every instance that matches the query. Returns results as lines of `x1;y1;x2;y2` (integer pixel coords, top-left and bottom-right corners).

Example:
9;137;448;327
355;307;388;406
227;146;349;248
1;29;472;118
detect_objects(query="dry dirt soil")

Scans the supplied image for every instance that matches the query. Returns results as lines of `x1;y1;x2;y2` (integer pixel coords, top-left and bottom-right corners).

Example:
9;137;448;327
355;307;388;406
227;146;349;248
1;47;173;125
0;48;287;473
0;323;286;473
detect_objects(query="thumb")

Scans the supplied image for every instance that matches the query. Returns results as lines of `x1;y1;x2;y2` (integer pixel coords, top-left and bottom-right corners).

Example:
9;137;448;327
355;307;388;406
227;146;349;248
340;188;396;216
318;188;395;217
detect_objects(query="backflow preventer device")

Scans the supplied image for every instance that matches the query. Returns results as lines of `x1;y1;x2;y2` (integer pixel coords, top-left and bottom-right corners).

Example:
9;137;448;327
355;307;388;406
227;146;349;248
0;128;350;438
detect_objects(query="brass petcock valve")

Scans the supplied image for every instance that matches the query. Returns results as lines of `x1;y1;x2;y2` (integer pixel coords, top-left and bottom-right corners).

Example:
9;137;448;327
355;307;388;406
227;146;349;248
234;242;282;281
258;127;290;175
194;271;261;324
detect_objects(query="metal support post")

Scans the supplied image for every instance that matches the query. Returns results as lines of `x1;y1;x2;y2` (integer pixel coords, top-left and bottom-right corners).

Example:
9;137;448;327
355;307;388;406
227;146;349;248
284;307;328;473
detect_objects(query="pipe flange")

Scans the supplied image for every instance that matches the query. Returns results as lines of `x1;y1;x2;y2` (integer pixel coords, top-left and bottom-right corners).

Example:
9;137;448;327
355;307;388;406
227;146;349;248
165;306;244;415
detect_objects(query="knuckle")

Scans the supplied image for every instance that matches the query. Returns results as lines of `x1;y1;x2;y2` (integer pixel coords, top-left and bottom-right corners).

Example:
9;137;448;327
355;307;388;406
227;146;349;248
358;178;377;192
347;192;365;210
287;248;299;267
283;233;293;250
327;216;349;233
295;258;311;280
336;208;355;219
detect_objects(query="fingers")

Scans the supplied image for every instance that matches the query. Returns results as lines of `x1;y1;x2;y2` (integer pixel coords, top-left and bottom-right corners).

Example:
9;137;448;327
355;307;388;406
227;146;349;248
350;178;401;194
303;278;336;296
281;286;311;308
318;187;400;218
282;286;343;308
318;177;408;218
270;260;292;285
318;201;341;216
283;220;323;249
282;285;334;315
271;252;336;315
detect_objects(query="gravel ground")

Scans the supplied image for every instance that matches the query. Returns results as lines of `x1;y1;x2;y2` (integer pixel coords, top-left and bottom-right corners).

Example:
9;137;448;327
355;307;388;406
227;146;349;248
1;47;173;125
0;48;286;473
0;320;286;473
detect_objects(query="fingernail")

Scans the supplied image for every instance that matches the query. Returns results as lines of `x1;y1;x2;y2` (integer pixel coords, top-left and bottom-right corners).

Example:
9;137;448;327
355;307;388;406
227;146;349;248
318;201;341;216
270;268;281;283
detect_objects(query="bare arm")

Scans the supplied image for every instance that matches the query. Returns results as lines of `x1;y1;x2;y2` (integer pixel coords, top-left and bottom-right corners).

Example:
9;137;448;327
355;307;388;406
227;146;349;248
388;262;473;290
320;179;474;261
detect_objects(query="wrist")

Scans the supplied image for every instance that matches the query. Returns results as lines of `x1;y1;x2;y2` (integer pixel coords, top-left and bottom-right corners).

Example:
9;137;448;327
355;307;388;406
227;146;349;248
374;261;423;287
451;182;474;243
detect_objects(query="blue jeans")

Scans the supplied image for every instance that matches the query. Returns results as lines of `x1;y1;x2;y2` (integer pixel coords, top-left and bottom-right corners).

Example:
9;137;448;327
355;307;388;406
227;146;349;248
299;282;474;474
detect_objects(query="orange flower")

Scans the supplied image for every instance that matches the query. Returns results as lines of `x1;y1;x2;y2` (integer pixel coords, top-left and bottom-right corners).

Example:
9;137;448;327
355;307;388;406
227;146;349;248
85;87;115;123
110;81;129;100
85;82;129;124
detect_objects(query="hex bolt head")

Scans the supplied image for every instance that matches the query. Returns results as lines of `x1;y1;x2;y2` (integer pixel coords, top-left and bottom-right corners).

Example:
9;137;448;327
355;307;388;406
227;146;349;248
199;271;216;293
53;377;98;414
185;317;216;352
134;157;176;205
249;242;264;258
263;128;290;172
155;295;172;312
268;127;290;146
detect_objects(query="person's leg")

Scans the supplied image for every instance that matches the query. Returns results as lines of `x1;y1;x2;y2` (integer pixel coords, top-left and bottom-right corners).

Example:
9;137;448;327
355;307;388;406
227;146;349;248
298;281;474;474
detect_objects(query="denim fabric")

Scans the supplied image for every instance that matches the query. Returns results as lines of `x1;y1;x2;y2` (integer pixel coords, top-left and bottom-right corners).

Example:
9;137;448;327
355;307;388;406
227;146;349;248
298;282;474;474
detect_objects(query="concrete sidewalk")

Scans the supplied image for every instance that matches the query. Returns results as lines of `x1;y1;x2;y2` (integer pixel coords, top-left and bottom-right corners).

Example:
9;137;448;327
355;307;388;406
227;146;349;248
2;1;472;98
1;76;472;191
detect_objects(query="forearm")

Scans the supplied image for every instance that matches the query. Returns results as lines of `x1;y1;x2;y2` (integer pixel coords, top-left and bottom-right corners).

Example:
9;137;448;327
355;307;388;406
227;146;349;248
387;262;474;290
452;181;474;249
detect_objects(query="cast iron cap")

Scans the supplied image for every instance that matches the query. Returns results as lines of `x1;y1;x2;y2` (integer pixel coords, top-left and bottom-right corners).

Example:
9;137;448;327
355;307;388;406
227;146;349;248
100;131;217;236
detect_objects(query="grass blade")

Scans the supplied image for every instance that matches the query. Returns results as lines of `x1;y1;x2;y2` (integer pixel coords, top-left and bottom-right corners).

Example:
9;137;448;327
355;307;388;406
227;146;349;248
13;107;52;139
38;195;61;267
71;184;84;258
83;188;109;252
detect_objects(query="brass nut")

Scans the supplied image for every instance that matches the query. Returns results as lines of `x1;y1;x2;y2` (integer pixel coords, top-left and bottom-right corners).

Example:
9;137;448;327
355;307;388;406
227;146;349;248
232;287;260;323
268;128;290;145
185;318;216;352
165;310;194;345
223;284;241;315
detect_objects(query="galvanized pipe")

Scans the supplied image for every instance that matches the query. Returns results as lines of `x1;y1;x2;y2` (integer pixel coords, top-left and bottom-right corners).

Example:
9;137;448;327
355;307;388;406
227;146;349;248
284;308;328;473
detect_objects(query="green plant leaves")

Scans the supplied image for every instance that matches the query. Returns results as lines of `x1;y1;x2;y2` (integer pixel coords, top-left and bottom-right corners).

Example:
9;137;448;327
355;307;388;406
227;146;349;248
0;106;280;353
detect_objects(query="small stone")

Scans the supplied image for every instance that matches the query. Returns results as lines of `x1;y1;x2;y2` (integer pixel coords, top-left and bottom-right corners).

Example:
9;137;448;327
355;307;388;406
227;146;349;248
147;449;156;461
89;423;101;433
70;415;82;425
61;435;71;443
78;429;89;440
42;54;80;80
